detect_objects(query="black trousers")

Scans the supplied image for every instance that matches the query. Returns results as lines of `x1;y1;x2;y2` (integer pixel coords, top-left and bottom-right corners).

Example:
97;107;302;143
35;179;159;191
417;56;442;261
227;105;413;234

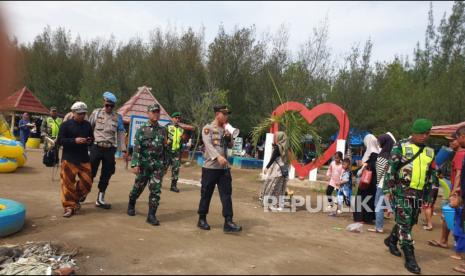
198;168;233;218
90;145;116;193
326;185;335;204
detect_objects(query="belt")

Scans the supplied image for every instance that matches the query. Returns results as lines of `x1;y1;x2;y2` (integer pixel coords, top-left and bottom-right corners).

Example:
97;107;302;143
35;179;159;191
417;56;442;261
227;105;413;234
95;141;114;148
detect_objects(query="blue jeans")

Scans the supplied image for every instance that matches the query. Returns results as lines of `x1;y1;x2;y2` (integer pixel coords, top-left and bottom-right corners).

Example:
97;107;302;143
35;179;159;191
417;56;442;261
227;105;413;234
375;187;385;230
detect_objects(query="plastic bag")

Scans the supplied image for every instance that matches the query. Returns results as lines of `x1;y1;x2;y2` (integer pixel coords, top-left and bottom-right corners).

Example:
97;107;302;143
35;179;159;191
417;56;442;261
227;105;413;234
346;222;363;233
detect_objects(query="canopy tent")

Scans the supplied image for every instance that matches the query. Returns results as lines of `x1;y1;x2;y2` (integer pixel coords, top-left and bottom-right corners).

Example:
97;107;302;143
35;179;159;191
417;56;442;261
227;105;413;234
431;121;465;137
0;86;49;133
118;86;194;131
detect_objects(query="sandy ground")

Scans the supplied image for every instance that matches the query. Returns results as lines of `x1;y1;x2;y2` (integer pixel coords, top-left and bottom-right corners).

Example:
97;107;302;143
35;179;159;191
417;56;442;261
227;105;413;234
0;150;461;275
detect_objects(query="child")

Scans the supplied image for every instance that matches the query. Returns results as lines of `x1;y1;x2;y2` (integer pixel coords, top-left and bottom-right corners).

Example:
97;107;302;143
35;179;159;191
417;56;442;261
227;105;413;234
326;151;344;211
335;158;353;215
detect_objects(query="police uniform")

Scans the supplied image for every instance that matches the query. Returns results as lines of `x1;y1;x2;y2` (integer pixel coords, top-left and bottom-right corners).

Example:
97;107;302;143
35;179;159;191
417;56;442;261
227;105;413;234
166;112;184;192
127;104;167;226
197;105;242;233
88;92;127;209
41;107;62;159
383;119;438;275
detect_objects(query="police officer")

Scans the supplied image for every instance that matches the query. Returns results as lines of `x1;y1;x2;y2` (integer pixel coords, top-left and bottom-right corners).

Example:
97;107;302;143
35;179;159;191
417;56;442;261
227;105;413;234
127;104;167;226
166;111;184;193
41;106;62;162
197;105;242;233
383;119;438;275
88;92;127;209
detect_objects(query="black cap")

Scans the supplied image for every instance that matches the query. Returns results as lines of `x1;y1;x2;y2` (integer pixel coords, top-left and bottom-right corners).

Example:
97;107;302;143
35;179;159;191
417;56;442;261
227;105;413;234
213;105;231;114
148;104;161;112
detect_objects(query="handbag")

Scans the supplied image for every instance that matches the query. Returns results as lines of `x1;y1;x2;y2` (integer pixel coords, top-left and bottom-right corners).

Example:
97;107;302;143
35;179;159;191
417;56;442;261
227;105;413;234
358;167;373;190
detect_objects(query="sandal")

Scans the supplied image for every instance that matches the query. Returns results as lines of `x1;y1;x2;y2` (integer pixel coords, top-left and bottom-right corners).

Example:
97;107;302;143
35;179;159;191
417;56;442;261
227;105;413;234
63;208;74;218
450;254;463;260
453;266;465;274
427;240;449;249
367;228;384;233
423;225;433;231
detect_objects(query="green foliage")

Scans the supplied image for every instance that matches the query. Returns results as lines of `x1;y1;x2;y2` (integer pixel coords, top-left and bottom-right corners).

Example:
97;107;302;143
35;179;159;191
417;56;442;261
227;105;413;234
13;2;465;144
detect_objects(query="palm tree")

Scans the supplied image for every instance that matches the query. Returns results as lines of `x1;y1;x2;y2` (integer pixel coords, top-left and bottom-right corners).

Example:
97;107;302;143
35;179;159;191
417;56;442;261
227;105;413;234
251;73;322;162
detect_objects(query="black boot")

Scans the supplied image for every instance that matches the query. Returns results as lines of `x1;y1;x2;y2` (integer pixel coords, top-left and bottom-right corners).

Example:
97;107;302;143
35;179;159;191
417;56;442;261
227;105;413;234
224;217;242;233
95;192;111;209
197;215;210;230
127;198;136;216
384;225;402;257
170;181;180;193
146;206;160;226
402;245;421;274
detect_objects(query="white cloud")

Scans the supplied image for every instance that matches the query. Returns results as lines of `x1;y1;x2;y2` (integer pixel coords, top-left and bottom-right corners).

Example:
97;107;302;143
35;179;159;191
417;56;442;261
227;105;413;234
1;1;455;63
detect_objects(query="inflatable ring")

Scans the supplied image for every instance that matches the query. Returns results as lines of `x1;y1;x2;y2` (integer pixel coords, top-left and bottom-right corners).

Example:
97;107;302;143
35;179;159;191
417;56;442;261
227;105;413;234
0;137;24;159
16;153;27;168
0;158;18;173
0;198;26;237
439;178;451;199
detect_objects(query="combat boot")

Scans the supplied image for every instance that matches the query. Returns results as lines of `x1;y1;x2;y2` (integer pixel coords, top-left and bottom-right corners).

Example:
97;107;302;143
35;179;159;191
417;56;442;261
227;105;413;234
402;245;421;274
127;198;136;216
170;181;180;193
224;217;242;233
146;206;160;226
197;215;210;230
384;225;402;257
95;192;112;209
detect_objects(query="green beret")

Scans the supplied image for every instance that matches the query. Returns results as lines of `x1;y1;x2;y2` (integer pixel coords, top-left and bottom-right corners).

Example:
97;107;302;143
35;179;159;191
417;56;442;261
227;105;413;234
148;104;160;112
171;112;181;118
411;119;433;134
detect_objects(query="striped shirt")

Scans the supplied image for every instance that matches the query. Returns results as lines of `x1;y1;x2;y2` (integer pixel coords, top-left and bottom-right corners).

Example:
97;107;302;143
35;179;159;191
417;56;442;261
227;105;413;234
376;156;389;189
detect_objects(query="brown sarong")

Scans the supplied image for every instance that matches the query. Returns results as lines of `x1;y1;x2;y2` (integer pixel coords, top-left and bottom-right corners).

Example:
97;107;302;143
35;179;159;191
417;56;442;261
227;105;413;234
60;160;92;209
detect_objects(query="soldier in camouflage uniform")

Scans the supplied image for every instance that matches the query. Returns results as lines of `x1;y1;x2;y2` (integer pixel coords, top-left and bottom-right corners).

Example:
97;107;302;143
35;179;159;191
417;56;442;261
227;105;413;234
383;119;438;275
127;104;168;226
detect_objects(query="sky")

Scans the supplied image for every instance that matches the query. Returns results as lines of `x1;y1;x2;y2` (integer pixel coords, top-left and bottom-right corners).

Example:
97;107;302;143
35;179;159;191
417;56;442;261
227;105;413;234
1;1;455;63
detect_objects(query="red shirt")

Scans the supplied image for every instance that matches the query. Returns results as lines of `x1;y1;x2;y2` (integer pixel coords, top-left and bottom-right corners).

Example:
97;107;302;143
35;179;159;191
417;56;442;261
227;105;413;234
452;149;465;188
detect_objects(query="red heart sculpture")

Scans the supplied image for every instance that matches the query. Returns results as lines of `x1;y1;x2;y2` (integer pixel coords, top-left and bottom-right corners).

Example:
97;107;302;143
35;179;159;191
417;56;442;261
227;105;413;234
271;102;350;178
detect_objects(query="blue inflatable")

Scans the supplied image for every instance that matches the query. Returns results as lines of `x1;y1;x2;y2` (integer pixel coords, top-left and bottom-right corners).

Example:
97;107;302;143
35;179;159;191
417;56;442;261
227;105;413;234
0;198;26;237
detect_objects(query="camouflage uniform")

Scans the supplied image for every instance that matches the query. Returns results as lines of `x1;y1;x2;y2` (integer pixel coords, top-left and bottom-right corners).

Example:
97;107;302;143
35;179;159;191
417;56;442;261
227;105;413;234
383;138;438;247
166;122;183;189
129;121;168;209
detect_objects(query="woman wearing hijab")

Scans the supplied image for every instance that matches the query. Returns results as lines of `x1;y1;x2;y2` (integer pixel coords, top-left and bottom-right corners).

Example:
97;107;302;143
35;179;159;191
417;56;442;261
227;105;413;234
260;131;289;211
368;132;396;233
353;134;380;223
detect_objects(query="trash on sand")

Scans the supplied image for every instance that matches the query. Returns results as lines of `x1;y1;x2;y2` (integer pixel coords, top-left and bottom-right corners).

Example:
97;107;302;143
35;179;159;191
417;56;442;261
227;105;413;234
0;242;79;275
332;227;343;231
346;222;363;233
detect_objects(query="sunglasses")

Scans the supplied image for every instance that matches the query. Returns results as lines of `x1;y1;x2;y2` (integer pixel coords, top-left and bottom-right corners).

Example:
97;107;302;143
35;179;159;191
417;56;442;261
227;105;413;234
76;112;86;116
105;104;115;108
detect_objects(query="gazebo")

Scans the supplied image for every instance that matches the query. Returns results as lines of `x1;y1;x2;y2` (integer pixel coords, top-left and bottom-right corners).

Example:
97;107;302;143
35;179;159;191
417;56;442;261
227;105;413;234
0;86;49;132
118;86;194;131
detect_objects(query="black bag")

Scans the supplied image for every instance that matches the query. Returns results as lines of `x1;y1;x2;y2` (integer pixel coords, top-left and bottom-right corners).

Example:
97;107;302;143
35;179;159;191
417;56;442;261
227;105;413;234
43;148;58;167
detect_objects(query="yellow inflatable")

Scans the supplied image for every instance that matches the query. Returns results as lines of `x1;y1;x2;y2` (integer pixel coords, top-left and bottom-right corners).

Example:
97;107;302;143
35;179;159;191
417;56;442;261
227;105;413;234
16;153;26;168
0;115;13;140
0;138;23;159
0;158;18;173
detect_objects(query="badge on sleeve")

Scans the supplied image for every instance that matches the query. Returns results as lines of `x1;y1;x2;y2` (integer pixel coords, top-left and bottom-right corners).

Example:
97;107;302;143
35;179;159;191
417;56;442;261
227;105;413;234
204;128;210;135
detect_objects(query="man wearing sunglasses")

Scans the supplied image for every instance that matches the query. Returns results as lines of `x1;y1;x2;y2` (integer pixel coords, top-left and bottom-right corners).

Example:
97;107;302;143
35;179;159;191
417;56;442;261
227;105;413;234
88;91;127;209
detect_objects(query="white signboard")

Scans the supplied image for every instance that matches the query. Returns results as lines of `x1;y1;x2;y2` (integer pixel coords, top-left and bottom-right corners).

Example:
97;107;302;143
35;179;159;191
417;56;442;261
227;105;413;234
128;115;171;148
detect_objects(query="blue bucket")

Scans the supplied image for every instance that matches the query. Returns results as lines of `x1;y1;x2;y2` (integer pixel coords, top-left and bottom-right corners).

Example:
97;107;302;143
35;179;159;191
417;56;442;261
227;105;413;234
442;204;456;231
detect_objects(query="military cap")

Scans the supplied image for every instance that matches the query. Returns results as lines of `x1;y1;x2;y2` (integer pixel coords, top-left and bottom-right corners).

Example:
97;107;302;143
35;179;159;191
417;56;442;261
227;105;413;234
213;105;231;114
148;104;161;112
171;112;181;118
103;91;117;103
411;119;433;134
50;106;57;111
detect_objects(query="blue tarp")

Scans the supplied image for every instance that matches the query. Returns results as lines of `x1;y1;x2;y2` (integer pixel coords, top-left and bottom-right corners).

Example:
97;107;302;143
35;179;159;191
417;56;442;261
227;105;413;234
330;128;370;146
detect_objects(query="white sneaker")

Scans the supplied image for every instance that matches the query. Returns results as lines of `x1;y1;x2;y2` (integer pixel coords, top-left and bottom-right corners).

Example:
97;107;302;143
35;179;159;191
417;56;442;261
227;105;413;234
326;205;334;211
336;209;342;215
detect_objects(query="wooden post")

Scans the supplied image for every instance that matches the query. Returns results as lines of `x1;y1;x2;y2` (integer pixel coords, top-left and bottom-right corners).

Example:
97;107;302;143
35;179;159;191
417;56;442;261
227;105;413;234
10;112;15;134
